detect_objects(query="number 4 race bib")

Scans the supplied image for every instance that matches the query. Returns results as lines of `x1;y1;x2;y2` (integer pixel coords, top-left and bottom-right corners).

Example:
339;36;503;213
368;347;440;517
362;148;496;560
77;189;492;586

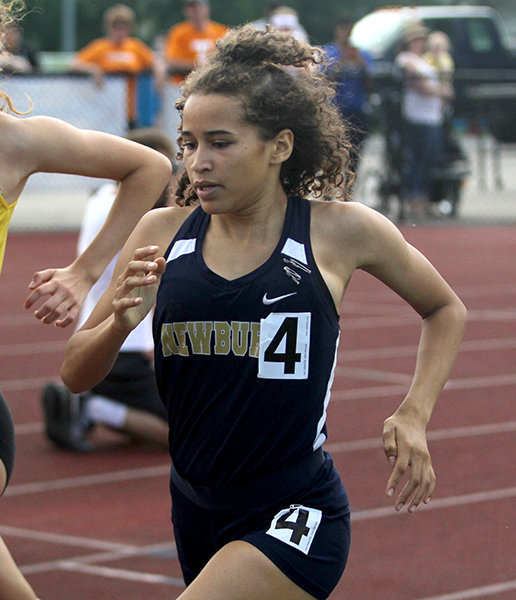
266;504;322;555
258;312;311;380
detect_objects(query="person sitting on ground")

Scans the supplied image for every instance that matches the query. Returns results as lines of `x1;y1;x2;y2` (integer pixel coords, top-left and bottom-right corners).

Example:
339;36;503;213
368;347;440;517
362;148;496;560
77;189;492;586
42;127;177;452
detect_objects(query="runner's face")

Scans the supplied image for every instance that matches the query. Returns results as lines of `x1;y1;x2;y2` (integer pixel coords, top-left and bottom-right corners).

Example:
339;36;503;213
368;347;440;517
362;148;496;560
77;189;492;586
180;93;282;215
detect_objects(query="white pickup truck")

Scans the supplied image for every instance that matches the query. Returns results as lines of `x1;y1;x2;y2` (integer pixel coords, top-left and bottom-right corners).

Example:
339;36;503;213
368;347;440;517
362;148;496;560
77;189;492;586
351;5;516;141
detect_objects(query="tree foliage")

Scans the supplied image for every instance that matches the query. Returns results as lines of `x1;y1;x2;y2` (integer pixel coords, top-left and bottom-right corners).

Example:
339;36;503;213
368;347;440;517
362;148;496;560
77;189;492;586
20;0;516;52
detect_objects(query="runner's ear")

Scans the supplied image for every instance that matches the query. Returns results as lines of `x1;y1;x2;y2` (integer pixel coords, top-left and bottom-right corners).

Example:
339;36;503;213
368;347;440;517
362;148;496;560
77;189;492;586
270;129;293;165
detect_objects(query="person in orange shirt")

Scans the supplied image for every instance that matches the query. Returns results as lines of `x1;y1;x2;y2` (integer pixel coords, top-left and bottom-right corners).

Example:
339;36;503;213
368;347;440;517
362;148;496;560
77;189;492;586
71;4;158;128
164;0;228;85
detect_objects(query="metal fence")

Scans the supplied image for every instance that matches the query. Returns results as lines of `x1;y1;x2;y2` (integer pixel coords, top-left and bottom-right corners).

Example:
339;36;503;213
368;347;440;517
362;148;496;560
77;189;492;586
3;72;181;231
354;131;516;224
2;72;515;230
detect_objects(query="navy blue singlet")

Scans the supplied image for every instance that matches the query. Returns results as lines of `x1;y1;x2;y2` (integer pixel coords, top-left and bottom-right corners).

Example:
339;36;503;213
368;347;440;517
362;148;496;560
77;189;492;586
153;196;340;489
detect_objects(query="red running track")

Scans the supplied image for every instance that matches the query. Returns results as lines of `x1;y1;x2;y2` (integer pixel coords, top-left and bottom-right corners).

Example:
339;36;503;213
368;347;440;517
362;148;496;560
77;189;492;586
0;226;515;599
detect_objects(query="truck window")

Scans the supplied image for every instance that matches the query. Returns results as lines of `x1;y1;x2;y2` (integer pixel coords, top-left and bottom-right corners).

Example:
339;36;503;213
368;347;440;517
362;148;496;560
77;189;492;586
465;18;496;53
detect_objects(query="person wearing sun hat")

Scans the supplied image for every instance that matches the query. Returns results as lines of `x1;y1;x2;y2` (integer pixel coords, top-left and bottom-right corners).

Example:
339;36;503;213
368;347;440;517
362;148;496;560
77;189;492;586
395;19;454;217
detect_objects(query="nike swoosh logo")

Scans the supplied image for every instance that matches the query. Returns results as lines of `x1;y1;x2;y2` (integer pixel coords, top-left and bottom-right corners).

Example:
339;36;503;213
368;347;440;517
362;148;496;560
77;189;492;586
262;292;297;305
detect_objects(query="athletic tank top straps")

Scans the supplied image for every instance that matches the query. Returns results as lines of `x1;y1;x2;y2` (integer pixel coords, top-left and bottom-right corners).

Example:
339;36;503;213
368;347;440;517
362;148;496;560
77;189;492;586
153;196;340;503
0;190;18;274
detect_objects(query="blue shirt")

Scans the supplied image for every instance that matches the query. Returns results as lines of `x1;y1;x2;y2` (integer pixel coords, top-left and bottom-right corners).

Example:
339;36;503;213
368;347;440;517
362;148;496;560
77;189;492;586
322;42;373;113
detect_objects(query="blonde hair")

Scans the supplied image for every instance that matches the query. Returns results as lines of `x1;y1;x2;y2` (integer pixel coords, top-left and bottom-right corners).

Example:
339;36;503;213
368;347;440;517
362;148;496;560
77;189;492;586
427;31;451;52
0;0;29;114
0;0;24;33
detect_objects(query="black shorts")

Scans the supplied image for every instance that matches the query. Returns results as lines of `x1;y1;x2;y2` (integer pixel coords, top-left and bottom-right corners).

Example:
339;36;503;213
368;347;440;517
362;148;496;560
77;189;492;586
91;352;166;420
170;452;351;600
0;391;15;493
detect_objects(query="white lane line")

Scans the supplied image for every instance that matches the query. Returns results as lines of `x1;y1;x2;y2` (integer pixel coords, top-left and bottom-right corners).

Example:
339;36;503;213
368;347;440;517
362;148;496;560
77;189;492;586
59;562;185;586
326;420;516;453
0;376;51;393
454;283;516;297
15;422;44;434
415;579;516;600
19;542;177;575
345;283;516;302
0;340;67;356
341;308;516;330
331;373;516;402
0;524;177;570
1;335;514;380
6;422;515;498
0;525;140;553
333;372;516;394
21;546;174;575
342;302;407;315
6;370;516;402
336;366;412;383
0;314;38;327
351;486;516;522
1;526;179;580
4;464;170;496
338;337;516;361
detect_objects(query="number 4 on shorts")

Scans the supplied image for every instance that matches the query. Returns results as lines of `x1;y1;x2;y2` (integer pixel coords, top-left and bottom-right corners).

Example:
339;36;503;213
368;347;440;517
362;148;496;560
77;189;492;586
266;504;322;555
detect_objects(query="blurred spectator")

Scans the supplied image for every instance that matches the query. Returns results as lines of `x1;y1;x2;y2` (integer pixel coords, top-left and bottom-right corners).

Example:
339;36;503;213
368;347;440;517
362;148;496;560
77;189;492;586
322;15;373;175
252;1;309;42
71;4;158;129
164;0;228;85
0;21;39;74
395;21;454;216
42;127;177;453
423;31;454;86
250;0;281;30
268;6;309;43
423;30;455;121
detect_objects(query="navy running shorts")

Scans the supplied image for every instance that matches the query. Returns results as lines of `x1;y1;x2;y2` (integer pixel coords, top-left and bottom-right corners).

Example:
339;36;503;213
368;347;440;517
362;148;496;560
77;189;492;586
170;451;351;600
0;391;15;494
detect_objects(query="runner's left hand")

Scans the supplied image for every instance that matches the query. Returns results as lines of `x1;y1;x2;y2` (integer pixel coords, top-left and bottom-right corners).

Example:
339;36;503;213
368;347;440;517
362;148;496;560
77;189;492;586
383;411;436;513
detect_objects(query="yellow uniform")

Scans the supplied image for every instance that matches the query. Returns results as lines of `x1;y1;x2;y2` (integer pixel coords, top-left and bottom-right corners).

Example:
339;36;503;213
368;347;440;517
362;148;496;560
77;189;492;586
0;191;17;274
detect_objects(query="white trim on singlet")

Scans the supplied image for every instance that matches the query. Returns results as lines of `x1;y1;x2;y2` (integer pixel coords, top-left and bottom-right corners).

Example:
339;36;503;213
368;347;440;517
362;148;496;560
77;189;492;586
167;238;196;263
281;238;307;265
313;332;340;450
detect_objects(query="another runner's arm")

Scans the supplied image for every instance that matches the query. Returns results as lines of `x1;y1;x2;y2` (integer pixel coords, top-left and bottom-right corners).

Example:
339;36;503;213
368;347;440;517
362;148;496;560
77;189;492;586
20;116;171;326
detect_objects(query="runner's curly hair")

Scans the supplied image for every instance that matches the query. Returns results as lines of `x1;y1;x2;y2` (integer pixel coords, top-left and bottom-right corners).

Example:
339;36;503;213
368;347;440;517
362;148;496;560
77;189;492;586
0;0;28;113
174;24;353;205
